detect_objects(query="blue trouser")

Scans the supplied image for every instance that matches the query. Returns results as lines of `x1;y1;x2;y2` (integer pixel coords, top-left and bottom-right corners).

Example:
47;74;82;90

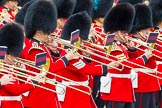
105;101;134;108
92;76;101;100
154;86;162;108
134;92;156;108
92;76;106;108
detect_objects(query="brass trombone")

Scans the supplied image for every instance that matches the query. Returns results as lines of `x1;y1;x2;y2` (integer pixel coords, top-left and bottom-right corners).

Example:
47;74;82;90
49;29;162;80
0;61;91;95
53;37;162;80
0;63;62;94
89;28;162;60
15;33;162;89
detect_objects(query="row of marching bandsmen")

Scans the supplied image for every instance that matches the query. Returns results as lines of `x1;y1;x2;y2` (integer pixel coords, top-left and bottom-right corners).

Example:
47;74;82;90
0;0;162;108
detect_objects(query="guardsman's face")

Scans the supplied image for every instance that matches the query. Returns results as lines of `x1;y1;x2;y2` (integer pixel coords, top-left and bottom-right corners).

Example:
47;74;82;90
35;31;49;44
41;32;49;43
81;47;91;57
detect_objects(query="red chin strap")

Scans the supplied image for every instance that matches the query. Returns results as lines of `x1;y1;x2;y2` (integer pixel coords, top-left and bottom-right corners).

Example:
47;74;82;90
127;33;133;37
150;28;155;32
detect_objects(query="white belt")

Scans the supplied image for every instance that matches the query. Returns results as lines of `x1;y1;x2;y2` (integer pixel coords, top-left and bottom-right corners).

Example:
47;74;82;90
108;73;131;78
0;96;22;101
132;68;155;73
156;61;162;65
62;80;89;86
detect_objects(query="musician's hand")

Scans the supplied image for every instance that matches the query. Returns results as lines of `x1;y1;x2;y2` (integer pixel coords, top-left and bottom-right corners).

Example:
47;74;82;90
47;39;58;53
107;61;119;69
0;74;15;85
15;62;26;69
89;29;96;36
144;49;152;59
35;74;44;83
65;50;80;61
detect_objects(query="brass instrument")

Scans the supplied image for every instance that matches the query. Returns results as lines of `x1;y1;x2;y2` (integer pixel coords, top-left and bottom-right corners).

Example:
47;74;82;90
117;31;127;43
138;32;147;40
0;61;91;95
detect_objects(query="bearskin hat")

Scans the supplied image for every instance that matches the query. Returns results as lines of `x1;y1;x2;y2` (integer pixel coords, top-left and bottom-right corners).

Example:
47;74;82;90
0;23;24;56
15;0;34;25
0;0;5;6
118;0;143;5
149;0;162;27
104;3;135;33
0;0;6;6
73;0;94;16
55;0;76;18
17;0;32;7
24;0;57;39
92;0;114;19
61;11;91;40
131;3;153;33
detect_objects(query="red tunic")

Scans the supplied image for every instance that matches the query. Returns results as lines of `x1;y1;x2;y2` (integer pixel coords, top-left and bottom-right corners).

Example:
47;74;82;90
56;50;107;108
100;41;148;102
0;74;34;108
128;43;160;93
20;39;69;108
156;40;162;85
150;29;162;86
83;55;102;90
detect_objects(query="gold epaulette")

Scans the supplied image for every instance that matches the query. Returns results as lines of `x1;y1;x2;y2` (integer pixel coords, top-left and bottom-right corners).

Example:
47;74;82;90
28;42;45;54
110;43;127;61
40;58;50;76
111;42;123;52
116;53;127;61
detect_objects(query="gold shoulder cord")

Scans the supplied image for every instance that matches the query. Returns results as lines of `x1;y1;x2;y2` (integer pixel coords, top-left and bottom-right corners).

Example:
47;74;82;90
40;58;50;83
